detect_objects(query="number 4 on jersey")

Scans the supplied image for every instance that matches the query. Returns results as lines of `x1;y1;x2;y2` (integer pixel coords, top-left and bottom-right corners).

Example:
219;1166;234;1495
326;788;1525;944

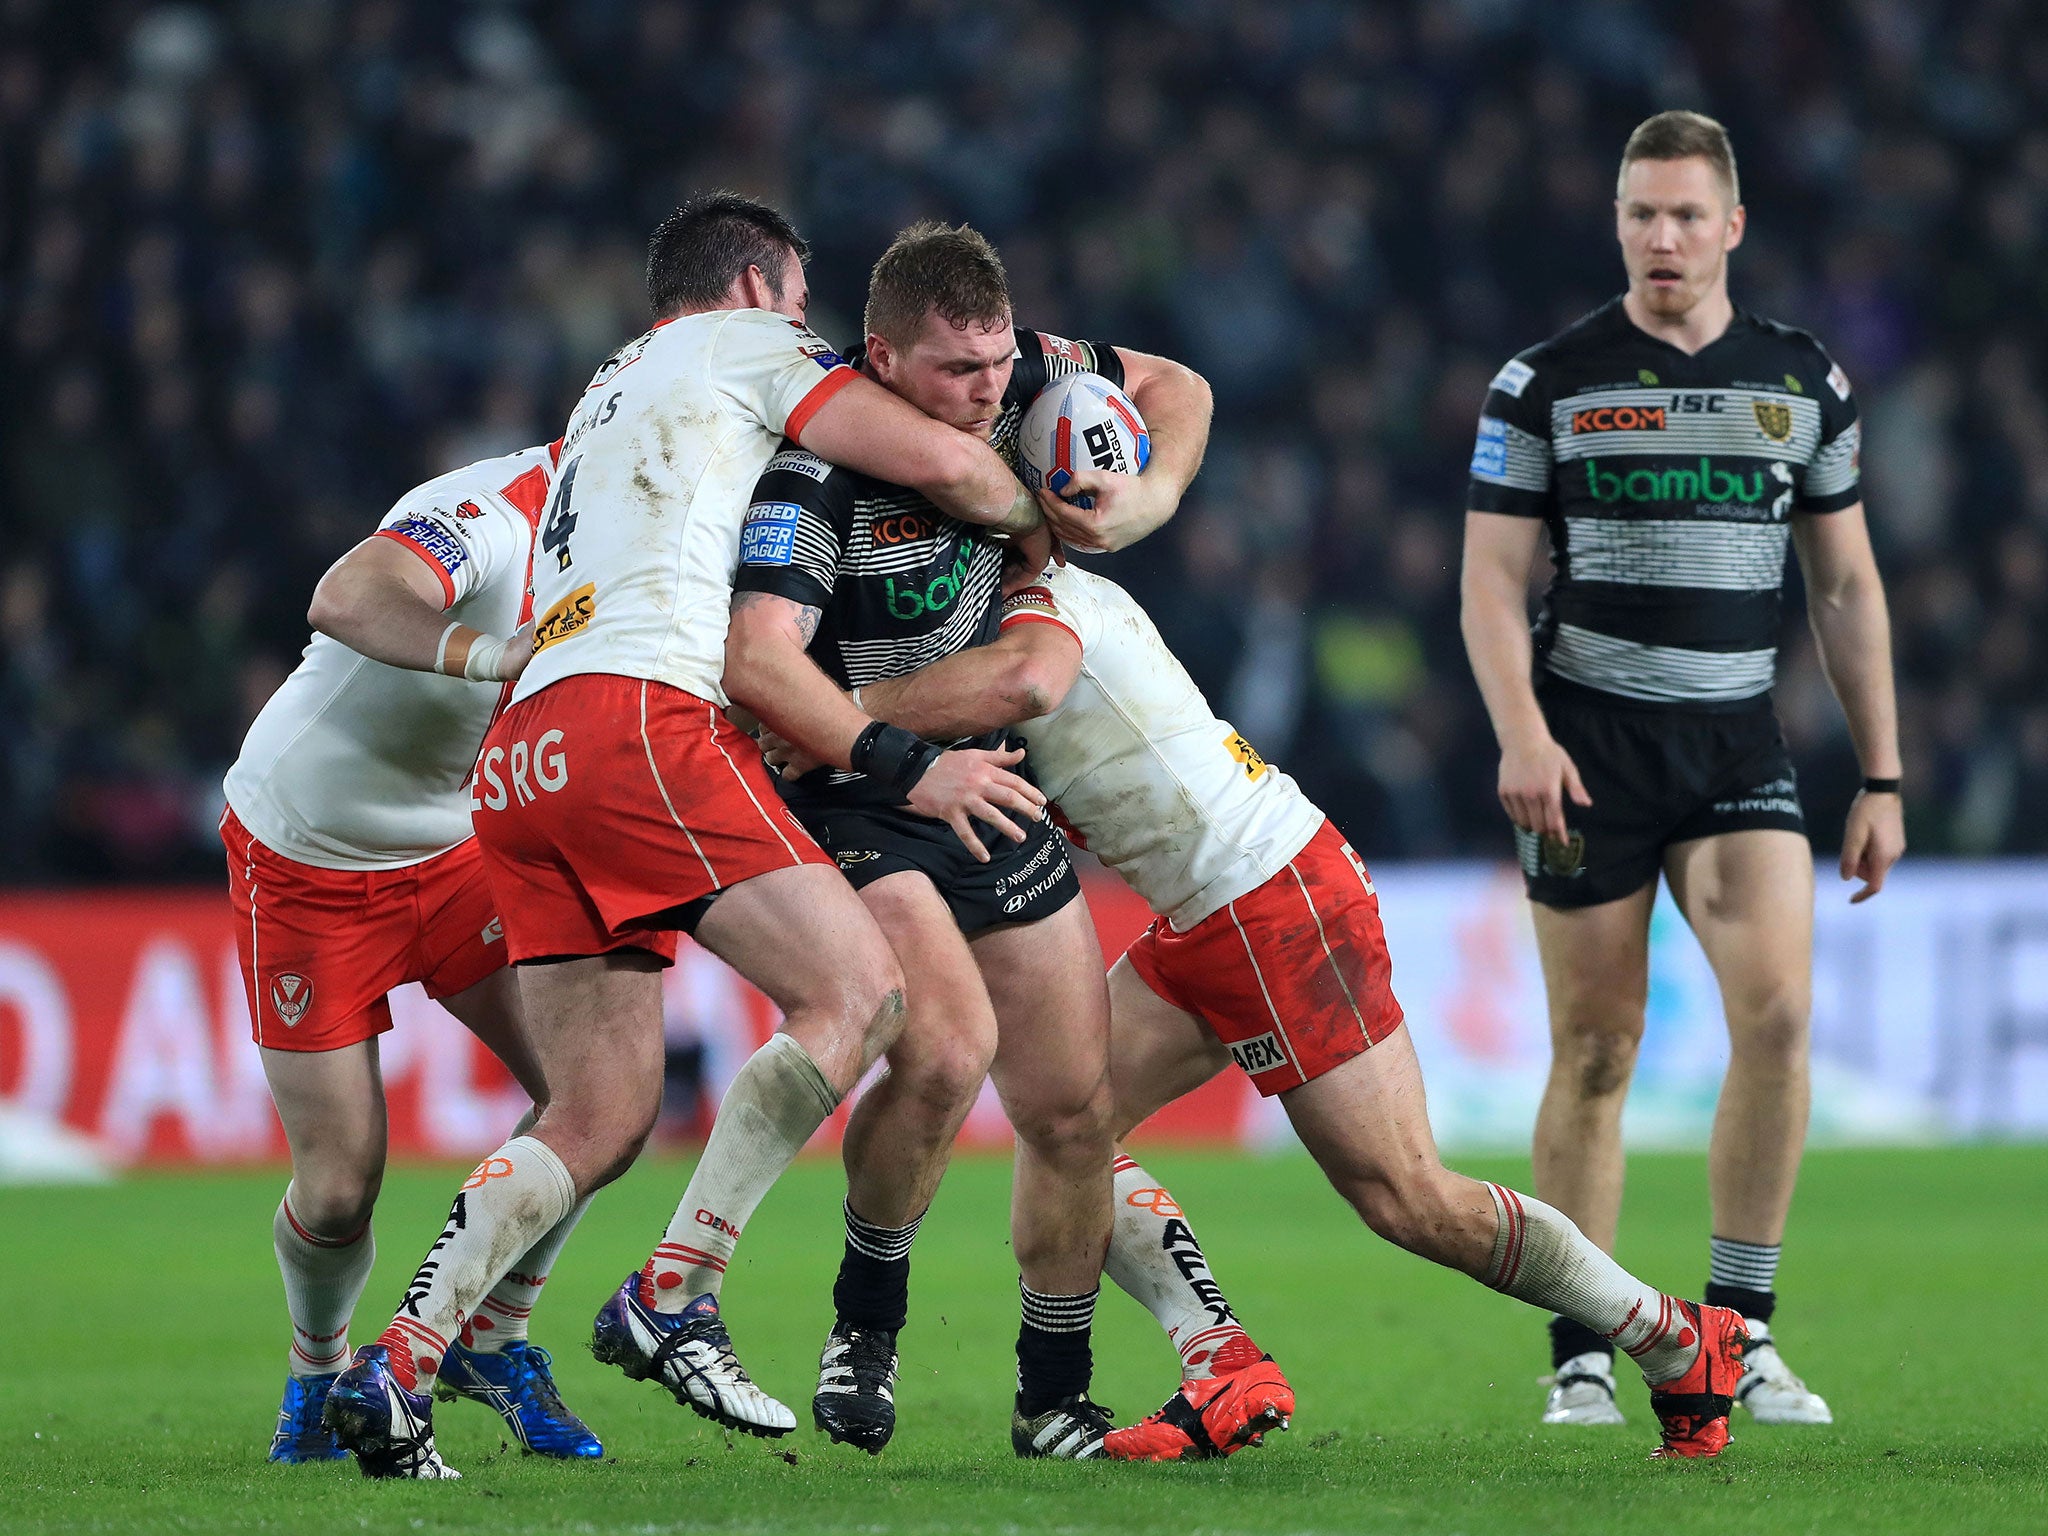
542;456;581;570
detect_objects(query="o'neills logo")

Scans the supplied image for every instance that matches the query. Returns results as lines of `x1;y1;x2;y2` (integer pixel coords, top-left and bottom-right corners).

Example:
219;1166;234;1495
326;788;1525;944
532;583;596;654
271;972;313;1027
1570;404;1666;433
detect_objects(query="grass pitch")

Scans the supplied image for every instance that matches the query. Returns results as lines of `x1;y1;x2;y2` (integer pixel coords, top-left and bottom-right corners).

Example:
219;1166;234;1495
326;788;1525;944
2;1145;2043;1535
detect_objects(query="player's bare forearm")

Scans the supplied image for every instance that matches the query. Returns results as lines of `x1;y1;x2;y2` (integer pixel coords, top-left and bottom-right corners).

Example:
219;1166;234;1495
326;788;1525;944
1459;513;1551;752
862;626;1081;741
309;537;490;675
797;376;1031;528
724;591;869;769
1118;349;1212;519
1794;507;1902;778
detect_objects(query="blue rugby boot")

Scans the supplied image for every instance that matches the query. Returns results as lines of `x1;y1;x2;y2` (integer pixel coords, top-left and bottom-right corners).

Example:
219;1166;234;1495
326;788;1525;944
436;1340;604;1458
590;1272;796;1437
267;1372;348;1463
322;1342;462;1479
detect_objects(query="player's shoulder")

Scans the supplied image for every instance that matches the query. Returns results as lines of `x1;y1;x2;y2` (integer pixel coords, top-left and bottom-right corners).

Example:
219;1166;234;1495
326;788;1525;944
388;445;551;528
1490;298;1631;397
1734;310;1853;402
1010;327;1121;398
755;439;857;510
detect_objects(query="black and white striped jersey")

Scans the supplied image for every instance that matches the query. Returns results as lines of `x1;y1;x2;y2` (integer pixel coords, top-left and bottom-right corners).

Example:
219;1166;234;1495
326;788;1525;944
733;328;1124;797
1467;297;1861;712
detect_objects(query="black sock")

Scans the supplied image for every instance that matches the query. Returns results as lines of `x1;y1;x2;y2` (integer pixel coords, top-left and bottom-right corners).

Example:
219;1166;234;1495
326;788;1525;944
1016;1282;1096;1416
1549;1313;1614;1370
831;1201;921;1333
1704;1282;1776;1326
1706;1234;1780;1326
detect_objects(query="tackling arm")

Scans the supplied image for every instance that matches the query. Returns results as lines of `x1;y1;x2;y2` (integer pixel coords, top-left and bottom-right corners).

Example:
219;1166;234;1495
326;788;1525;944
724;590;1051;861
859;621;1083;741
796;375;1042;535
1038;347;1213;553
307;536;526;681
1791;504;1906;900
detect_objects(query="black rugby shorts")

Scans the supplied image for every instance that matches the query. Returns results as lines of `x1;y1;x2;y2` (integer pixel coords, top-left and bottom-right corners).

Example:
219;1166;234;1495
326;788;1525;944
1514;693;1807;909
793;796;1080;933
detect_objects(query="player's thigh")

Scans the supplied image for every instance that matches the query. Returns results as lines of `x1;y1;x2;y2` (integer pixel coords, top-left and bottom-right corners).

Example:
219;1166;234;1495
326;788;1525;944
694;863;902;1016
1278;1025;1443;1191
858;870;998;1100
1529;882;1658;1047
1663;828;1814;1037
1105;954;1230;1138
438;965;549;1107
512;950;667;1114
694;863;904;1089
261;1038;389;1205
975;894;1113;1132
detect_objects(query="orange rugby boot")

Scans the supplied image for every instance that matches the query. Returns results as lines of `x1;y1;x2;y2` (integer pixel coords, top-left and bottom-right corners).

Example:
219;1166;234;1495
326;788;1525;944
1648;1302;1748;1460
1102;1346;1294;1462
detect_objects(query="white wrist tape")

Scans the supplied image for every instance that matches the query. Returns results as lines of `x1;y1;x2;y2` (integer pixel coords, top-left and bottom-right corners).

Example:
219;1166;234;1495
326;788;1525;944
433;621;466;677
462;632;513;682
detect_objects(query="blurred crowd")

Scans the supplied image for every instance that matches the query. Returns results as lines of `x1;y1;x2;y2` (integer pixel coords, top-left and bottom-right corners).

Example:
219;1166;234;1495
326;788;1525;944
4;0;2046;882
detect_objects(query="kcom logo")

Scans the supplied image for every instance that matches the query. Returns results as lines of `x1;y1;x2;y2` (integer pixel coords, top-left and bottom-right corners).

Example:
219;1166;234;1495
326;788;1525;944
1583;458;1768;505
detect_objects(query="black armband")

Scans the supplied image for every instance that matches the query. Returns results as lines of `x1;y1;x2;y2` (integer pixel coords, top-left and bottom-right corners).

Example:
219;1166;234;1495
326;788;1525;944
849;721;943;797
1861;777;1902;795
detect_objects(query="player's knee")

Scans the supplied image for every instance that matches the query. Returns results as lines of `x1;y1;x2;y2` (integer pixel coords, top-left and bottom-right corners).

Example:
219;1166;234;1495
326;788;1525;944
1730;992;1809;1068
1557;1022;1642;1100
292;1165;382;1236
1013;1077;1115;1168
1341;1165;1449;1257
899;1034;996;1118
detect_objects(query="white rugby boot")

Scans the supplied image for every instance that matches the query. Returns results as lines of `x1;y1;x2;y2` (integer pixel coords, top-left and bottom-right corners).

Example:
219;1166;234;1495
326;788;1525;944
1734;1323;1833;1424
1540;1350;1626;1426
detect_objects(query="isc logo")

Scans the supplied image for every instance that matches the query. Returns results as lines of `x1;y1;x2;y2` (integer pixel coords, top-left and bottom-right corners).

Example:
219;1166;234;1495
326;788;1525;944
473;728;568;810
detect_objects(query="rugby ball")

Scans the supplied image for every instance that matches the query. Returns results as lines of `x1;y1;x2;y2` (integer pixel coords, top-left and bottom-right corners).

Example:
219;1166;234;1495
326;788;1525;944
1018;371;1150;508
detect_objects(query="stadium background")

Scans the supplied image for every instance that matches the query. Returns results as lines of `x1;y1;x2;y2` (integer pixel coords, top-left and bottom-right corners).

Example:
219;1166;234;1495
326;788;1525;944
3;0;2047;1164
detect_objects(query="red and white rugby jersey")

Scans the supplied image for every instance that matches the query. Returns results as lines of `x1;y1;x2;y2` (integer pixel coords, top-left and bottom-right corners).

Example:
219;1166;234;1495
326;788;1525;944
513;307;858;708
223;445;554;870
1000;562;1325;931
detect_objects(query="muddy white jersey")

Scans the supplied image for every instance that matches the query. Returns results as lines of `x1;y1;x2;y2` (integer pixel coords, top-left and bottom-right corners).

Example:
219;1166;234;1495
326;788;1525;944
514;307;859;707
224;445;554;870
1000;562;1324;930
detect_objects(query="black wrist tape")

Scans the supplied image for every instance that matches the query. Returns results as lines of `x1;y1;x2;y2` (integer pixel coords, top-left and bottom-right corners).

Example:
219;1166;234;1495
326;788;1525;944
849;721;943;797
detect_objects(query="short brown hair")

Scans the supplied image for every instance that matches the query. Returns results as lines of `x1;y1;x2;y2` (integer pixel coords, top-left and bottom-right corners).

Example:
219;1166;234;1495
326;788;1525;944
864;221;1012;348
647;192;808;316
1618;110;1740;205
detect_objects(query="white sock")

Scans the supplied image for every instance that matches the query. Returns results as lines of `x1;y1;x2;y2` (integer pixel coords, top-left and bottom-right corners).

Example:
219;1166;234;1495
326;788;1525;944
274;1188;375;1377
642;1032;840;1310
1104;1153;1254;1380
377;1135;577;1390
465;1194;593;1353
1483;1182;1701;1385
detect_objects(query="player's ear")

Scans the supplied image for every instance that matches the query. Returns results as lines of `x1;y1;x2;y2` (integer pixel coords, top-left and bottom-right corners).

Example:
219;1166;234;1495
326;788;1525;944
1723;203;1746;253
866;333;893;380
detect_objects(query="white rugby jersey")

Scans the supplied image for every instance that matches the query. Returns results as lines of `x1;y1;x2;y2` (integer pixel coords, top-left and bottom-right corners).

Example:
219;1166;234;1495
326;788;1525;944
514;307;858;707
1000;563;1324;930
224;445;554;869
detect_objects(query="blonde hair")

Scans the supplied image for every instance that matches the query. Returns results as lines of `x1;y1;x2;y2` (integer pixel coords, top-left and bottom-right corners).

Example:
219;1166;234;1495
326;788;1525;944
1618;110;1740;205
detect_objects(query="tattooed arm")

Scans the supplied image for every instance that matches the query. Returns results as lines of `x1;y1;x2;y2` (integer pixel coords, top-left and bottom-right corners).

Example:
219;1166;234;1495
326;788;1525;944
723;590;875;769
